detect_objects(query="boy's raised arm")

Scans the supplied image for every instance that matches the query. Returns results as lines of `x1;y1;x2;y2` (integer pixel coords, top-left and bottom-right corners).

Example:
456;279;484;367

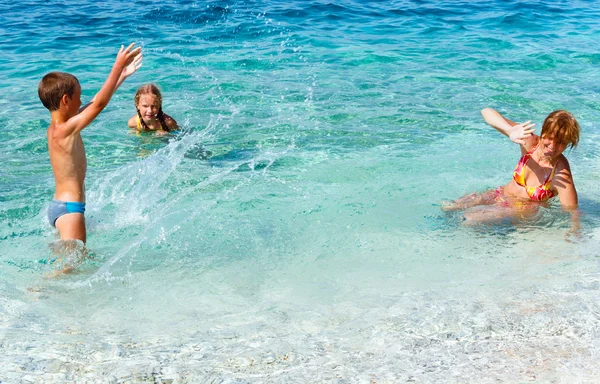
117;51;143;87
80;52;142;114
67;44;142;134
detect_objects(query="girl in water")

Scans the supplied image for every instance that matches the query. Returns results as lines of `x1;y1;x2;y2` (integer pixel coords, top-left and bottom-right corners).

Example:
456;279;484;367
128;84;178;133
444;108;580;223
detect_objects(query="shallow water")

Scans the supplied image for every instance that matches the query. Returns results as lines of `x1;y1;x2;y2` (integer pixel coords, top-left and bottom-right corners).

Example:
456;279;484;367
2;0;600;382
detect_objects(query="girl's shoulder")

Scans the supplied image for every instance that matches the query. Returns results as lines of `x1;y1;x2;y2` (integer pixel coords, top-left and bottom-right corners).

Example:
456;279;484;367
127;115;139;129
163;114;178;130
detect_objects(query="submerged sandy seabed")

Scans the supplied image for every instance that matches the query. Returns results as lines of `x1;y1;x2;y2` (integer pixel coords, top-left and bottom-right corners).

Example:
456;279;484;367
2;247;599;383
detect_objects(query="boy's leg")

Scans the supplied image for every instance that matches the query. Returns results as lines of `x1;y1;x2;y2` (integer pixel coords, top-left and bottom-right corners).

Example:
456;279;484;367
55;213;86;243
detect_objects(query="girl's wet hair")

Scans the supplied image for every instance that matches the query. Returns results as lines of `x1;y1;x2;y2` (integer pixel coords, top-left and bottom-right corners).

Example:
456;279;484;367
134;84;170;132
541;110;580;149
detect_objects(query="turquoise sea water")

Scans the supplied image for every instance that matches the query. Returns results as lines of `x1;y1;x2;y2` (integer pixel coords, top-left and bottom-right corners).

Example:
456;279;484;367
2;0;600;381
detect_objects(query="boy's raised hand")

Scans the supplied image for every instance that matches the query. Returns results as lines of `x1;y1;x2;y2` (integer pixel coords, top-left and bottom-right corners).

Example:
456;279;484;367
122;53;143;79
70;43;143;133
114;43;142;70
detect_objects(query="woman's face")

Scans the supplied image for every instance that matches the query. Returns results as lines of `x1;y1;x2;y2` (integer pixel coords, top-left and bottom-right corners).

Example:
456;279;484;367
540;134;568;158
137;94;161;122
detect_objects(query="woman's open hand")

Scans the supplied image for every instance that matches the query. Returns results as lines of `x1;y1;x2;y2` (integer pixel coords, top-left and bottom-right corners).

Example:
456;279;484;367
509;121;536;145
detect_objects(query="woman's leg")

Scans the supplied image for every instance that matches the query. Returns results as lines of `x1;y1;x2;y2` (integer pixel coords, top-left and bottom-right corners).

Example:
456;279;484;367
442;189;497;211
462;201;539;225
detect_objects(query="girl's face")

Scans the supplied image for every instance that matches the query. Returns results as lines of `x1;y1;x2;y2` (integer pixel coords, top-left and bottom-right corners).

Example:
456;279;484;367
137;94;161;122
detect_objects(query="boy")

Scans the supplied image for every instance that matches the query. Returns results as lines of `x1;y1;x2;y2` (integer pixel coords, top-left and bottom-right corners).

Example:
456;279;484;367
39;43;142;243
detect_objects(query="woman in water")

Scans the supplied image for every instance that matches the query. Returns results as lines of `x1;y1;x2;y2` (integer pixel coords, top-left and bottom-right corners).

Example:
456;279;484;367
444;108;580;224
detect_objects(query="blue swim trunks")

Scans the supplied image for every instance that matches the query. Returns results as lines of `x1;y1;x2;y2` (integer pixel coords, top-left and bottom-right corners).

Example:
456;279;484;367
47;200;86;227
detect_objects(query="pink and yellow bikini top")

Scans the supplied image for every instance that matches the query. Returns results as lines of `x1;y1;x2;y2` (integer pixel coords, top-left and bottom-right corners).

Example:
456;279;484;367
513;144;557;201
